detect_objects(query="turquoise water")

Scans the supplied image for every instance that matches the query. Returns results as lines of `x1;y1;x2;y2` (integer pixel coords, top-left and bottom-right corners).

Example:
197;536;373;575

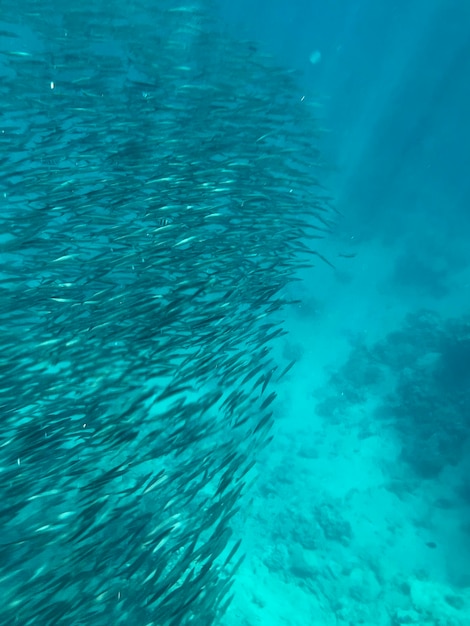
218;1;470;624
1;1;469;624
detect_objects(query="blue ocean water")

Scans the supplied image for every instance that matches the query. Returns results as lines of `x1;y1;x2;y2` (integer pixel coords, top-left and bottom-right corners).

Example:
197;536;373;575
1;1;469;624
215;1;470;624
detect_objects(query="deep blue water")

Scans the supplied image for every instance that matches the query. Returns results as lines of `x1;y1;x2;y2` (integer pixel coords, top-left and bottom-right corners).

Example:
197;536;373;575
217;0;470;240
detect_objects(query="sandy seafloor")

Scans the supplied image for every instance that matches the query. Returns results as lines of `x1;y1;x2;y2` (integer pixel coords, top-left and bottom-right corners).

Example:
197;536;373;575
223;218;470;625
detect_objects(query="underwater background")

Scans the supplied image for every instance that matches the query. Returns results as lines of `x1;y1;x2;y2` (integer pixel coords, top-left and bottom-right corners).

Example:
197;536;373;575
217;1;470;624
1;0;469;624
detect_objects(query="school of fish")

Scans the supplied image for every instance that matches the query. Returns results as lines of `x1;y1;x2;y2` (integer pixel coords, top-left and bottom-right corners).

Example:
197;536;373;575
0;0;334;623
